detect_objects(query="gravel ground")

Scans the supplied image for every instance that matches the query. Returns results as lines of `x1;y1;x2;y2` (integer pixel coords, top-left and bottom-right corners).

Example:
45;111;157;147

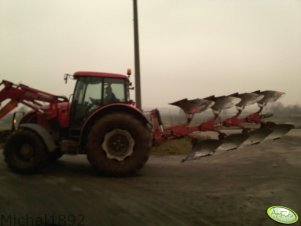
0;130;300;226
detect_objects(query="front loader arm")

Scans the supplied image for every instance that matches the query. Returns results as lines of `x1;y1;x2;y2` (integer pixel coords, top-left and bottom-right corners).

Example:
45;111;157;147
0;80;67;120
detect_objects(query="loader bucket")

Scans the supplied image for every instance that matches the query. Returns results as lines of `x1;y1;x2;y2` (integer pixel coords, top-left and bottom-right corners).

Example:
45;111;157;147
263;124;294;140
254;90;285;105
206;95;241;111
182;139;222;162
169;98;214;114
240;128;273;146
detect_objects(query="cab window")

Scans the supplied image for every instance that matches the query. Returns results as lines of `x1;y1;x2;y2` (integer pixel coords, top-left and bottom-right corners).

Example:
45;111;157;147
71;77;128;125
103;78;127;104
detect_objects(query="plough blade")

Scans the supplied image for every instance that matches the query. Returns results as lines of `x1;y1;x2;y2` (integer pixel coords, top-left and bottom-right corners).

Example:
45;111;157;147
182;133;249;162
263;124;294;140
241;128;273;146
215;133;250;152
255;90;285;105
230;92;264;108
182;124;293;162
206;95;240;111
169;98;214;114
182;139;222;162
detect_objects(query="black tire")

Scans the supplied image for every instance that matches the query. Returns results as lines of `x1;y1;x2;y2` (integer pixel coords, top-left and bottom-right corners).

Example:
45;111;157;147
4;130;48;174
48;149;63;162
86;112;152;176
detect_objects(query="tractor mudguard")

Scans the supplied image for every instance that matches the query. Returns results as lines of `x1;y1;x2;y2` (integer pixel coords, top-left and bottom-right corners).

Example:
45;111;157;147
19;123;57;153
79;103;151;149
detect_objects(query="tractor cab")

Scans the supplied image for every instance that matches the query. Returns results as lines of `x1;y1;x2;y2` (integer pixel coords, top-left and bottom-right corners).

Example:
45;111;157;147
70;71;131;126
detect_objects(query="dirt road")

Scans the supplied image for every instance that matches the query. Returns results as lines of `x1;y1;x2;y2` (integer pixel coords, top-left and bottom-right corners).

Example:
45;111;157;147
0;130;301;226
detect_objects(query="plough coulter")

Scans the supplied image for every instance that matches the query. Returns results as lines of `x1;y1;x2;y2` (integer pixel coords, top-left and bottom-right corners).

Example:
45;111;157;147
0;71;294;176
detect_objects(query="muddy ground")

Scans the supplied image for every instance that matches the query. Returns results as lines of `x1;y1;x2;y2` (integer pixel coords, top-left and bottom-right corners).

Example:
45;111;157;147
0;130;300;226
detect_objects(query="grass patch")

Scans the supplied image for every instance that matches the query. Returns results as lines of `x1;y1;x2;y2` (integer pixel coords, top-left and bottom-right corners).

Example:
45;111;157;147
151;134;211;155
151;138;191;155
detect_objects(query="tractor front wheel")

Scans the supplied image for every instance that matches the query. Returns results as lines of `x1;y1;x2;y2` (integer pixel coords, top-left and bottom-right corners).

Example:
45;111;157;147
4;130;48;174
86;112;152;176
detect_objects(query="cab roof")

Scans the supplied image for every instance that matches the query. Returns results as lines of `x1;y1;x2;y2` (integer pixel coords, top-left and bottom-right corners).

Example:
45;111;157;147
73;71;128;80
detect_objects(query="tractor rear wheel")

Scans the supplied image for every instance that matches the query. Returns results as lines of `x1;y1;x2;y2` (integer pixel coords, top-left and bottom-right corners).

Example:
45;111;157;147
4;130;48;174
86;112;152;176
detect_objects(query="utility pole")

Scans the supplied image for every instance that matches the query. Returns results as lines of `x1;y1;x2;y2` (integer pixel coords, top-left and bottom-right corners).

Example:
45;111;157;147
133;0;142;109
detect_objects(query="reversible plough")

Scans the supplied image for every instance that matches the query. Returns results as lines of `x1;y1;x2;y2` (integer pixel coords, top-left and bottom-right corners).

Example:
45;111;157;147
149;90;294;162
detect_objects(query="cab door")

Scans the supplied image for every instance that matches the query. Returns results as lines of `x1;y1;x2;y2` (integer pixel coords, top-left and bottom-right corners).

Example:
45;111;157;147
70;77;104;127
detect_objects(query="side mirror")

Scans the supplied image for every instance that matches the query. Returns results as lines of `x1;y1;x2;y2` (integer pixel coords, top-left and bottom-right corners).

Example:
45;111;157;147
64;74;68;84
64;73;73;84
128;82;134;90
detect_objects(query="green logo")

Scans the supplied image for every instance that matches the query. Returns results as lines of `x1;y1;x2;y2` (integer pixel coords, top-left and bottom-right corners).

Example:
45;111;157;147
267;206;298;224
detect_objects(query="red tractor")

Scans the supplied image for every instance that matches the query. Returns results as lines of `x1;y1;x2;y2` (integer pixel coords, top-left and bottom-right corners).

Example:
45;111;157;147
0;71;294;176
0;71;152;176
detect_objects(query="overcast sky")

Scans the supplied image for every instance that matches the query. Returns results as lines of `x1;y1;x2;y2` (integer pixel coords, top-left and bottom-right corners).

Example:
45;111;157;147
0;0;300;108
